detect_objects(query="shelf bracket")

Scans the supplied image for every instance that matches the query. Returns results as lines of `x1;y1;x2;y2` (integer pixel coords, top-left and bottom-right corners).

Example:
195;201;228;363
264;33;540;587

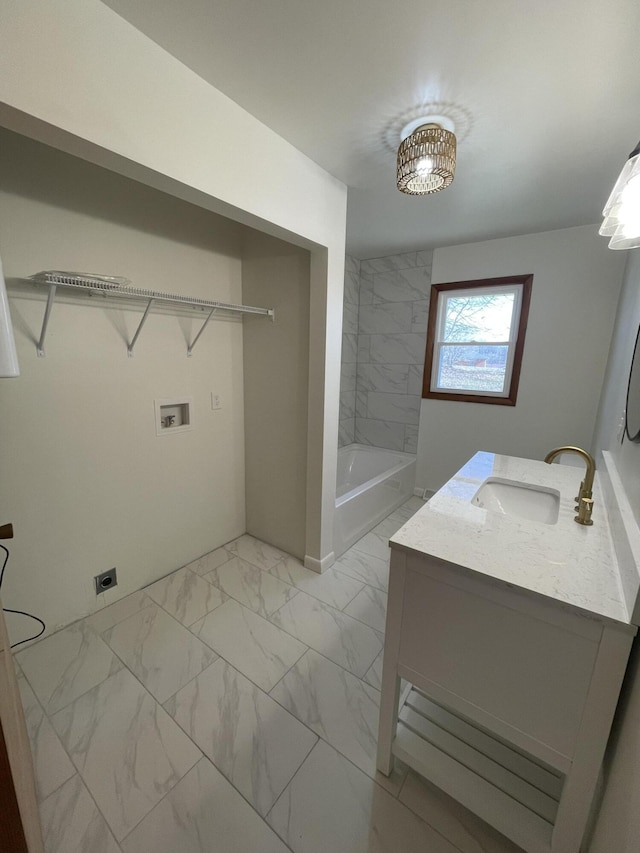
29;273;274;357
36;284;57;357
187;307;217;357
127;298;154;357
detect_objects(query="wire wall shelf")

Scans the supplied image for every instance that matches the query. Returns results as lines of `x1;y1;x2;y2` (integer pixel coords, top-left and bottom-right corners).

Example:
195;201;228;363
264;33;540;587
30;271;274;357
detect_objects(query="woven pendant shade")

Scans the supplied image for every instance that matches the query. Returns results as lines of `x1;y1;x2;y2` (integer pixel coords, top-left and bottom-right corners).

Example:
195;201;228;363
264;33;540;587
397;124;456;195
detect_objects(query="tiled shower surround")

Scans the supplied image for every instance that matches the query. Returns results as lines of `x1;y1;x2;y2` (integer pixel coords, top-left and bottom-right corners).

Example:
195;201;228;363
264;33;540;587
339;250;433;452
339;255;361;446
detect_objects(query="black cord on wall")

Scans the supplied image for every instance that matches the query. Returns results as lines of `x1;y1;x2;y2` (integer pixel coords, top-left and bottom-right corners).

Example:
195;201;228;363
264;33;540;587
0;543;46;648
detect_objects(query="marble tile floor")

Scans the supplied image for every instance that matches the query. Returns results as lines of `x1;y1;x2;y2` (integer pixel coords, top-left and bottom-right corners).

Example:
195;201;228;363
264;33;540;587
16;495;522;853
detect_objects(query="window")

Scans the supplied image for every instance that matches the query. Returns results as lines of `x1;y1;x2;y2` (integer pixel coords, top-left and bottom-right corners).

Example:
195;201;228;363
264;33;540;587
423;275;533;405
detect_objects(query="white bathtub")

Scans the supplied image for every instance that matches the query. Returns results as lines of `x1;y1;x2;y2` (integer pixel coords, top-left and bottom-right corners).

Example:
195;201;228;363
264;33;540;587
334;443;416;557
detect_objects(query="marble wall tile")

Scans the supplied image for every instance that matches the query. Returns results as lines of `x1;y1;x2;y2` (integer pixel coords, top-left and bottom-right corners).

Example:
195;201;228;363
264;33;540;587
345;255;359;276
146;566;226;626
341;332;357;363
344;585;388;634
103;604;217;703
366;392;421;425
359;274;373;306
411;298;430;333
268;740;458;853
338;418;355;446
341;256;361;455
394;251;419;269
373;267;431;303
205;556;298;618
357;333;370;362
343;300;359;334
340;389;356;421
360;258;381;275
165;658;316;816
17;621;123;715
361;252;418;275
185;546;234;577
416;249;434;269
348;249;431;454
269;591;382;678
191;599;307;691
357;363;409;394
121;758;290;853
345;254;360;278
334;547;390;592
344;272;360;307
224;534;287;571
354;417;405;452
359;302;412;334
270;556;364;610
340;362;357;392
51;667;201;841
369;333;426;364
400;423;419;456
271;650;380;779
404;424;419;454
355;390;368;419
39;775;121;853
17;672;75;801
407;363;425;396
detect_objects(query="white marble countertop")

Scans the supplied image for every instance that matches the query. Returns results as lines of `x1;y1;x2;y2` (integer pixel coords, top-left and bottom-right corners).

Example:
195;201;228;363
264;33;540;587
390;452;631;627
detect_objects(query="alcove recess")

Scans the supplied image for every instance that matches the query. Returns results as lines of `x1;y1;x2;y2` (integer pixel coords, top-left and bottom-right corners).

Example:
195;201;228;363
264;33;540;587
155;398;193;435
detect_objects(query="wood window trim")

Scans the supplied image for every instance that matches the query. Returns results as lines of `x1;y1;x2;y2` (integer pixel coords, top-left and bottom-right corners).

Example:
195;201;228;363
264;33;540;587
422;274;533;406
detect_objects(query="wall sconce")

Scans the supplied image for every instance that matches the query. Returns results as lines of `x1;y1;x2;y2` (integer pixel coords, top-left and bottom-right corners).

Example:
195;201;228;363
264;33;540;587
0;258;20;377
600;139;640;250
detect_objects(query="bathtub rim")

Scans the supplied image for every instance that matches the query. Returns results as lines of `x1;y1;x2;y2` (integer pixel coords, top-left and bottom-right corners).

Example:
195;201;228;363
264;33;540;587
336;443;417;508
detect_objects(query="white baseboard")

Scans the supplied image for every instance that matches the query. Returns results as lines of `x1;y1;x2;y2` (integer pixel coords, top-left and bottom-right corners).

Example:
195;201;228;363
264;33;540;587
304;551;335;574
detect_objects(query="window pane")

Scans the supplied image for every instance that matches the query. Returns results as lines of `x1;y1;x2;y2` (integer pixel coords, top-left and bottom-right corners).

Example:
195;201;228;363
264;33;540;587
437;344;509;393
443;292;515;343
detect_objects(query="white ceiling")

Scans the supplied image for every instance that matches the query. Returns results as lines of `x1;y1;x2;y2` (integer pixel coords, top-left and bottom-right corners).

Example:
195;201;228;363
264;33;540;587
102;0;640;259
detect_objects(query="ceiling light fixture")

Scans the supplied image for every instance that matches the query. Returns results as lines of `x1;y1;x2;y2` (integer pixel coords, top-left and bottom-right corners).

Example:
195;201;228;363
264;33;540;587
600;139;640;250
397;116;456;196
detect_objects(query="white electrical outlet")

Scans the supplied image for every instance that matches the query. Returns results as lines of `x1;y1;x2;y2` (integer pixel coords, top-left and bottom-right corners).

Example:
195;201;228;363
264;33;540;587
211;393;222;410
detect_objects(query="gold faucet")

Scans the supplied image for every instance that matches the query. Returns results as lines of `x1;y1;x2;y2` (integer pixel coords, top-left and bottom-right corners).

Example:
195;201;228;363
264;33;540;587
544;446;596;526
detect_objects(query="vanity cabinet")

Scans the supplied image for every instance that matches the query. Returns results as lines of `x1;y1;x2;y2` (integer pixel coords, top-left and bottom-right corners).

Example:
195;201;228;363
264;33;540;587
377;451;638;853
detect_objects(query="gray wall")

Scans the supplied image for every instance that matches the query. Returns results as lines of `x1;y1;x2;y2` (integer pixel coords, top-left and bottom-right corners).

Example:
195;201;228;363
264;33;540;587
589;249;640;853
338;250;433;452
417;226;625;492
0;128;247;639
242;231;310;560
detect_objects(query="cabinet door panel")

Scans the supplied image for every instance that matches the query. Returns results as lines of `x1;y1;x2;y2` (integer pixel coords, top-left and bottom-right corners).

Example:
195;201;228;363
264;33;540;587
398;569;600;759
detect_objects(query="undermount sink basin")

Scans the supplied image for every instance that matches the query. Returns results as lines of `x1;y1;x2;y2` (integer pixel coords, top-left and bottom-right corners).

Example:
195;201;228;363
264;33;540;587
472;477;560;524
